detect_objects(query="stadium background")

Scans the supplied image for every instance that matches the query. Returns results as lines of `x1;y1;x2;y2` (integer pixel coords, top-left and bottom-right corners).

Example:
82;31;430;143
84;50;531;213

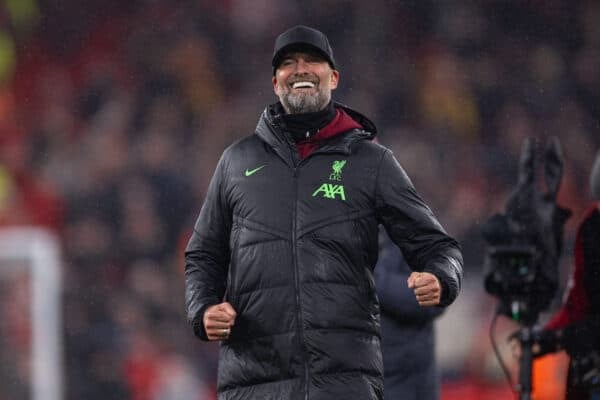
0;0;599;398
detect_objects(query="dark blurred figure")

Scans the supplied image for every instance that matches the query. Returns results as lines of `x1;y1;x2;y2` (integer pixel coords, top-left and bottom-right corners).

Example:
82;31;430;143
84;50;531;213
529;150;600;400
375;230;444;400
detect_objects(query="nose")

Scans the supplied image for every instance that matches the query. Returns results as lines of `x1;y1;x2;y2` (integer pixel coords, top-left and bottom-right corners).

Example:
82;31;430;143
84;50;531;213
295;58;310;73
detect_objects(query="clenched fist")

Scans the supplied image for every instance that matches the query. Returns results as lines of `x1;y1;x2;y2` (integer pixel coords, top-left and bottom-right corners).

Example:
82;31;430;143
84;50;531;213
203;302;237;341
407;272;442;306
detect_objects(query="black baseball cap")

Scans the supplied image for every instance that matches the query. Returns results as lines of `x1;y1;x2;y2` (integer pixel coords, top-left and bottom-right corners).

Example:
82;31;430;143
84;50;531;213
272;25;336;74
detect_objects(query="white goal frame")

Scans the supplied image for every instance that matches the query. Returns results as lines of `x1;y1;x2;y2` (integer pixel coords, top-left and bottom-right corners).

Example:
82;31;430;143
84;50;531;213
0;227;63;400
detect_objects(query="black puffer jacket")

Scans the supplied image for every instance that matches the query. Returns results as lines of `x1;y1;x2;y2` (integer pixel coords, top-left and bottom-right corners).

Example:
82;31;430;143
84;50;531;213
185;103;463;400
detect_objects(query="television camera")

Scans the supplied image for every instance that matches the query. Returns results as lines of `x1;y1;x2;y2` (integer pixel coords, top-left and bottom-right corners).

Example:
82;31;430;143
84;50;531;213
482;137;571;399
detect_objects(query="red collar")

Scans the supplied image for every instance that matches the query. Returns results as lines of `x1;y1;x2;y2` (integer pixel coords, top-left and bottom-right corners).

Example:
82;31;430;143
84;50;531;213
296;109;363;159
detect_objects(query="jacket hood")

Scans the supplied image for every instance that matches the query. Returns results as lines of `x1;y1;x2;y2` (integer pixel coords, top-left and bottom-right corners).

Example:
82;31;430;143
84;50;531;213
255;101;378;148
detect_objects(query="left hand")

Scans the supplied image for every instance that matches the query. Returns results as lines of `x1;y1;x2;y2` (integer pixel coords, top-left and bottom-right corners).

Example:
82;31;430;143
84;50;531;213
407;272;442;306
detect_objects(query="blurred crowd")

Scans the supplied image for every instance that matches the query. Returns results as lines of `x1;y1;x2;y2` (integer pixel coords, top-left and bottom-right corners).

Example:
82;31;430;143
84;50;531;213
0;0;599;399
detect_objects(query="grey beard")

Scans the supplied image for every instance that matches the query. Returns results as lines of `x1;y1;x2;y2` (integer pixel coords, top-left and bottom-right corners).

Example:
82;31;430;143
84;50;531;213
280;89;330;114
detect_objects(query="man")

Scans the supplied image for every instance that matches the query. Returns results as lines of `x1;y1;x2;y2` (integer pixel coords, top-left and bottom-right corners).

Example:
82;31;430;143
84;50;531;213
185;25;463;400
535;151;600;400
510;150;600;400
375;230;444;400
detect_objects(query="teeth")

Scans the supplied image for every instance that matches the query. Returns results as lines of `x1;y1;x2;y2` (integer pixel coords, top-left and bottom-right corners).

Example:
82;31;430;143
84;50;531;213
292;81;315;89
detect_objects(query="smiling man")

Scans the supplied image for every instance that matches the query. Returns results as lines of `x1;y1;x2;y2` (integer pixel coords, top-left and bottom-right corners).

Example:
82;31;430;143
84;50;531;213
272;28;338;115
185;25;463;400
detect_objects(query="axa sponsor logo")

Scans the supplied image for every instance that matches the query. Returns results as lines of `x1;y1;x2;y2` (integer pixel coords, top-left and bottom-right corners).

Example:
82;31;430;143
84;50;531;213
312;160;347;201
312;183;346;200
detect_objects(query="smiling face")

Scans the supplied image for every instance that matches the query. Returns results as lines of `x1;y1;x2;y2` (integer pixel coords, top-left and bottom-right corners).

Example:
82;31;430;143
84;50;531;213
272;50;339;114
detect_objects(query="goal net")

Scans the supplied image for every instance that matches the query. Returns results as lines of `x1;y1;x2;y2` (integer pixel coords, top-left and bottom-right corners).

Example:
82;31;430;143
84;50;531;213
0;227;63;400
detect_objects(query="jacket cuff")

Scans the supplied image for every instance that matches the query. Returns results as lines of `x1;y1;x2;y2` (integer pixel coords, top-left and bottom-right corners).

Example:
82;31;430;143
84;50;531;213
424;258;461;307
437;279;451;307
191;304;210;341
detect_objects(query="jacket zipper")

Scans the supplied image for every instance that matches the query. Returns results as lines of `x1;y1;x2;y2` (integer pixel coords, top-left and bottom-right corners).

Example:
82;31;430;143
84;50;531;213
291;167;310;400
268;136;355;399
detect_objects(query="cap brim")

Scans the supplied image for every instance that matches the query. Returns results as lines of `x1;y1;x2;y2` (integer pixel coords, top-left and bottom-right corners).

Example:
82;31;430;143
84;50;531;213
272;43;335;70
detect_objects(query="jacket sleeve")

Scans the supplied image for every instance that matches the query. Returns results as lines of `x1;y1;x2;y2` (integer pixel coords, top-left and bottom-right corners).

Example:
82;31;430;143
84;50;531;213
185;151;233;340
375;149;463;307
375;230;444;322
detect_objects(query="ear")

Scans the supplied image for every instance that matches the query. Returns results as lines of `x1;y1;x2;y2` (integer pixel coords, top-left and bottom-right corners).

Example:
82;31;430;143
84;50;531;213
272;75;279;94
330;70;339;90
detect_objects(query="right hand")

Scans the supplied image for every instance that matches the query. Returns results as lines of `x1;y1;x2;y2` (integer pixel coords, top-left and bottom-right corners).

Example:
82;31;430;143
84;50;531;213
203;302;237;341
407;272;442;306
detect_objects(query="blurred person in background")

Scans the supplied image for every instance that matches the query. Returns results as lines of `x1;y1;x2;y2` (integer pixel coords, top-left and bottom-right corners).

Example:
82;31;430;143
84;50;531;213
375;230;444;400
515;150;600;400
539;150;600;400
184;25;462;400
